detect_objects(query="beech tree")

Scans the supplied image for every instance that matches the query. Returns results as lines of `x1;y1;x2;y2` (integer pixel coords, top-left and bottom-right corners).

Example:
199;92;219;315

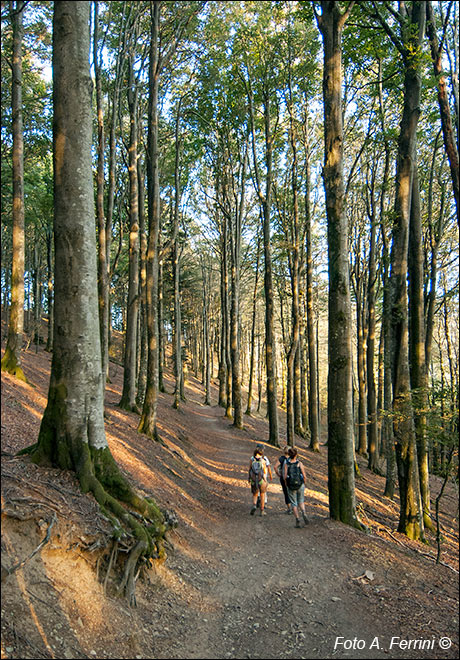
372;0;426;541
24;1;165;604
315;0;362;529
119;8;145;413
1;0;26;381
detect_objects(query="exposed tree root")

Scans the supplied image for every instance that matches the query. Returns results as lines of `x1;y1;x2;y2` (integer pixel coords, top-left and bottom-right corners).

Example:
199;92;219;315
118;539;147;607
20;440;169;605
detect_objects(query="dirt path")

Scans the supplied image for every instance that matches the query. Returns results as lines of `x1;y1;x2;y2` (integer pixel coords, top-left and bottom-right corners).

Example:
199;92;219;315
142;401;458;660
1;349;458;660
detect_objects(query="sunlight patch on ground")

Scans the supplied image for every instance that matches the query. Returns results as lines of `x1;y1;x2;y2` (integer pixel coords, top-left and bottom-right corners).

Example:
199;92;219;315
355;487;399;518
147;562;219;614
305;488;328;505
17;401;45;421
107;436;157;484
42;547;106;645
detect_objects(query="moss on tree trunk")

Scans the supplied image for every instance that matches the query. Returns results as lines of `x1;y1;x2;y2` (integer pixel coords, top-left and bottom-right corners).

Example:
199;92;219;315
1;346;28;382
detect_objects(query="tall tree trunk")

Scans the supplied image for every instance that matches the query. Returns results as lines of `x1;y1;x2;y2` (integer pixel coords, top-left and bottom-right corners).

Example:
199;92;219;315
172;101;183;410
377;56;396;499
386;2;425;541
2;0;26;381
355;276;368;457
316;1;361;528
286;88;302;445
222;207;232;420
366;166;378;472
139;0;161;440
382;226;396;499
305;135;320;451
245;73;279;446
119;55;140;412
262;90;279;447
45;227;54;352
93;1;109;386
32;233;42;349
218;228;228;408
409;164;433;530
426;1;459;227
229;146;247;429
245;231;261;416
136;159;148;408
424;131;443;373
299;294;309;439
202;258;211;406
158;256;165;393
27;4;165;587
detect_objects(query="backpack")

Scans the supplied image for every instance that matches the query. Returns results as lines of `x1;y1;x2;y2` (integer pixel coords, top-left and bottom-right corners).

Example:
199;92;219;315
250;457;266;485
287;460;303;490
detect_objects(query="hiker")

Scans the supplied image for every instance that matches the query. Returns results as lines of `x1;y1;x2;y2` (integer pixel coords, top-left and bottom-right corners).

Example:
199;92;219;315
275;445;292;514
283;446;309;528
255;444;272;509
248;446;272;516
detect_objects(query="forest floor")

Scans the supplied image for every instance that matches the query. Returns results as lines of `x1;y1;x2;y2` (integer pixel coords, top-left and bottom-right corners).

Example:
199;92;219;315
1;338;459;660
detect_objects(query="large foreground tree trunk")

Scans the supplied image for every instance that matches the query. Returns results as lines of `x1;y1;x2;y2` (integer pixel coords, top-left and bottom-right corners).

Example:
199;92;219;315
26;2;165;604
316;1;362;529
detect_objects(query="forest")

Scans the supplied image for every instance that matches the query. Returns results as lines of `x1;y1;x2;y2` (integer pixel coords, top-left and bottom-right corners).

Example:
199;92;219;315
1;0;459;638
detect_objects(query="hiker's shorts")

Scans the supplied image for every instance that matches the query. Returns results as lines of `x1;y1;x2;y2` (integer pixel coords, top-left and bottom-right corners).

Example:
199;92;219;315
251;479;267;495
287;483;305;507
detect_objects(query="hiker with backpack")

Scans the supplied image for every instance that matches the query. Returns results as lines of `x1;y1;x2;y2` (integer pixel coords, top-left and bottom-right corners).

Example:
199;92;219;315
283;446;309;528
248;446;272;516
275;445;292;515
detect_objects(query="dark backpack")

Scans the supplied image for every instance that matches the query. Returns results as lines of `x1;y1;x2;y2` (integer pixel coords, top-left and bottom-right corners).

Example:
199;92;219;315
287;460;303;490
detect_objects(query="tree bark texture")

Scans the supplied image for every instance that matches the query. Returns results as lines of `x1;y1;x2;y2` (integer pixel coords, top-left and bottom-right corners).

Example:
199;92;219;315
318;1;361;528
119;53;140;412
366;168;379;472
262;90;280;447
28;3;165;590
389;2;425;541
305;140;320;451
139;0;161;440
409;165;432;529
93;0;109;386
2;1;26;381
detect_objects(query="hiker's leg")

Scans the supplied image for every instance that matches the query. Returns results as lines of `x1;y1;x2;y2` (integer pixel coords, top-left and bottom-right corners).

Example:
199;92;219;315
281;479;291;511
250;483;258;513
259;481;267;513
298;485;309;524
298;484;305;513
288;488;299;523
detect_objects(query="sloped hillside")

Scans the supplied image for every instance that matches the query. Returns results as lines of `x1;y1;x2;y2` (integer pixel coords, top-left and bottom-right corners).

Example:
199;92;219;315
1;343;458;660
